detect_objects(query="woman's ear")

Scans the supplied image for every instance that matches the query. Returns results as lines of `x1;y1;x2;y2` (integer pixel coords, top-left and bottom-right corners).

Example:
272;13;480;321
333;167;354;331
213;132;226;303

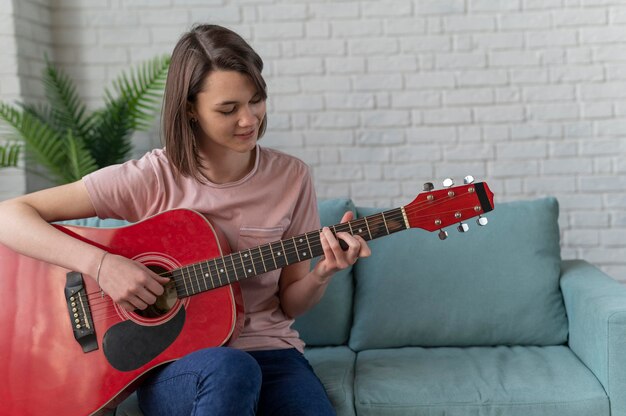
186;102;196;122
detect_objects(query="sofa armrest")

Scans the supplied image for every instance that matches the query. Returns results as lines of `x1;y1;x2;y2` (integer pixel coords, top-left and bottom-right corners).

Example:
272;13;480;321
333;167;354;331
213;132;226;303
560;259;626;415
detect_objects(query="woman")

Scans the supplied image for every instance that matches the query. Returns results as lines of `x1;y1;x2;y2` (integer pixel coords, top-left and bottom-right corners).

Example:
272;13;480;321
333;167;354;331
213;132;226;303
0;24;370;415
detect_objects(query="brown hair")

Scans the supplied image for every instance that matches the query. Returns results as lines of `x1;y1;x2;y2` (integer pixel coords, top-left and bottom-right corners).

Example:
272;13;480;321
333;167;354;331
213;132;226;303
162;24;267;182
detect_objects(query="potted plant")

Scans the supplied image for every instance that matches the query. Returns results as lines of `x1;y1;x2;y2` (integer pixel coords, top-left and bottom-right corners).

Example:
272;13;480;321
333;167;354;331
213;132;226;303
0;55;170;184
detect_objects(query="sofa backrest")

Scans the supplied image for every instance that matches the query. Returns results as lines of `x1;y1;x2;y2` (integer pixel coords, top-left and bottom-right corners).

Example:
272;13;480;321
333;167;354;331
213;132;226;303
348;197;568;351
293;198;356;346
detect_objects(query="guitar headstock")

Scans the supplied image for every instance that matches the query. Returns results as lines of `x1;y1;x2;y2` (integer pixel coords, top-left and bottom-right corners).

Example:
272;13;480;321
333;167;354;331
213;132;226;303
403;176;494;240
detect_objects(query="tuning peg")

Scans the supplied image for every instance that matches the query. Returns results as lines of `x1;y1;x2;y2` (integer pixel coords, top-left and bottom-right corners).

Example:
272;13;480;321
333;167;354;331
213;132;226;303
476;216;488;226
423;182;434;192
457;223;469;233
464;175;475;185
443;178;455;188
438;230;448;240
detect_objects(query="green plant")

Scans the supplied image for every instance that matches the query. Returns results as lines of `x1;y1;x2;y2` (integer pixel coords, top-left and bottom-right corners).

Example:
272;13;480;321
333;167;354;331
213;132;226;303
0;55;170;184
0;142;21;168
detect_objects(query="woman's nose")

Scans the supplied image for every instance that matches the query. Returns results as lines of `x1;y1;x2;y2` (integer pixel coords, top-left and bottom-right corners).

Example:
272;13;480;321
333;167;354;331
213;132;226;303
238;106;257;127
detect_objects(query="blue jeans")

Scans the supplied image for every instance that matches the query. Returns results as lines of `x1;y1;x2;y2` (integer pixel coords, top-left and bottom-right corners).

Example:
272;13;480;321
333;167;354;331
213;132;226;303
136;347;335;416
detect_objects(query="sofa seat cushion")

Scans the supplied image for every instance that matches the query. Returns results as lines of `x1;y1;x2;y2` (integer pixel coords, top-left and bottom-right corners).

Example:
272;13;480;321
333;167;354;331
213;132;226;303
354;346;608;416
305;346;356;416
351;197;567;350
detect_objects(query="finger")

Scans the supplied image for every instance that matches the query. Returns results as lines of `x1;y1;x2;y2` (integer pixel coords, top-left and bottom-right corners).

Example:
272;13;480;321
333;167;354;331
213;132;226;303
336;232;361;259
129;295;148;311
353;235;372;258
119;301;136;312
143;272;167;296
324;229;354;268
319;228;337;264
339;211;354;223
136;287;157;306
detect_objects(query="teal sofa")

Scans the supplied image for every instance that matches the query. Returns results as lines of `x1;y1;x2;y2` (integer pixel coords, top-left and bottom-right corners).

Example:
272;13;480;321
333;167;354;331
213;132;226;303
103;197;625;415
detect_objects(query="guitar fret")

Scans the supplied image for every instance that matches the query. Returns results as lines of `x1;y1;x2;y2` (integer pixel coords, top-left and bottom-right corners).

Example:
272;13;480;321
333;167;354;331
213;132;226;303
199;262;209;291
381;212;390;235
207;261;217;288
279;240;287;265
269;243;279;269
293;237;301;262
190;265;200;294
196;264;205;293
180;267;190;295
304;234;313;259
258;246;268;273
364;217;373;240
227;255;237;282
217;258;226;286
348;221;354;235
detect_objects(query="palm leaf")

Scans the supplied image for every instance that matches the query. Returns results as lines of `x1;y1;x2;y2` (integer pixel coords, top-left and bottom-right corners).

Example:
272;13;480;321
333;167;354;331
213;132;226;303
86;55;169;167
107;54;170;130
42;58;90;140
85;100;134;168
62;129;98;183
0;141;21;168
1;102;69;183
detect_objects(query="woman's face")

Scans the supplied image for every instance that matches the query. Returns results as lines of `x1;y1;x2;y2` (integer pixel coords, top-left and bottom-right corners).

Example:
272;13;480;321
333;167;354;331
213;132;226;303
190;70;266;156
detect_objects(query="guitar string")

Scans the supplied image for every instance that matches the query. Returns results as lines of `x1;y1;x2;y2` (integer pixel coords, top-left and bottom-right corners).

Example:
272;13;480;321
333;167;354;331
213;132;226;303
81;195;480;320
82;191;481;316
83;206;476;314
152;199;479;296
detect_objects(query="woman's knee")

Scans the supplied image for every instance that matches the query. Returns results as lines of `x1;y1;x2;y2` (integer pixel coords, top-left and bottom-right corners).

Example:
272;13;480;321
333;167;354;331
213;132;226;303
193;347;262;391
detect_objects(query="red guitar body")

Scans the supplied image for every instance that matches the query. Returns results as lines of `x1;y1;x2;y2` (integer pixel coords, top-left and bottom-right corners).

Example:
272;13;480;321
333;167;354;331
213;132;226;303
0;209;244;416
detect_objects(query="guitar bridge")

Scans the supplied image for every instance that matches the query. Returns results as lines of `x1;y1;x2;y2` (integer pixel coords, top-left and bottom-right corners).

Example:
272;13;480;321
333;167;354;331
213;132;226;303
65;272;98;353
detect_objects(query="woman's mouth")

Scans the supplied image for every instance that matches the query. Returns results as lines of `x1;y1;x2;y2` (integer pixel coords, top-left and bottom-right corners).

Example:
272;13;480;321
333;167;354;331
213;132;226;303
235;129;256;140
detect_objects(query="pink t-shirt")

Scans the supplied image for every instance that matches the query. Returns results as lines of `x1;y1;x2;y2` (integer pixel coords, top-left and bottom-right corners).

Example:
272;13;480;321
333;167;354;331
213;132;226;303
83;145;320;352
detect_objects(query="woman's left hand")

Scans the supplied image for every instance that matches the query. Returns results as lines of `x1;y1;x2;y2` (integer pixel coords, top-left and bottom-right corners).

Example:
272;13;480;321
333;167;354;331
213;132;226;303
312;211;372;280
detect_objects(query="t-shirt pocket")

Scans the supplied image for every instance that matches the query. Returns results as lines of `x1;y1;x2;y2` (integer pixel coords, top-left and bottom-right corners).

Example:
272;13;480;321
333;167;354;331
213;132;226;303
237;225;284;252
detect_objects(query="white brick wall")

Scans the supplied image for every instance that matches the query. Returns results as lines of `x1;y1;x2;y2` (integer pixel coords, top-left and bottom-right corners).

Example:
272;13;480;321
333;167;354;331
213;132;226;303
1;0;626;281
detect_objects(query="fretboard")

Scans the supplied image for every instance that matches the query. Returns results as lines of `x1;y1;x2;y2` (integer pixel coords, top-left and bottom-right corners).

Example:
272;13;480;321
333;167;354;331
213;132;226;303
170;207;408;298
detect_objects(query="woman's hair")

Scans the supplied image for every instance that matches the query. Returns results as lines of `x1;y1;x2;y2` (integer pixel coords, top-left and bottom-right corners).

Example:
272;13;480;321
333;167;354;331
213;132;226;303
162;24;267;181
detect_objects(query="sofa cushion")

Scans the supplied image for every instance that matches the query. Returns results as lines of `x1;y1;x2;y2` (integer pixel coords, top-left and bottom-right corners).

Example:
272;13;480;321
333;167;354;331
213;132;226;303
293;198;356;346
305;346;356;416
354;346;609;416
350;197;567;350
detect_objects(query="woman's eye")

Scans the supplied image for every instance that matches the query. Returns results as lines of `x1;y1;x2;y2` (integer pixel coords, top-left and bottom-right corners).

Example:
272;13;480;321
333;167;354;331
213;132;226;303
220;107;236;115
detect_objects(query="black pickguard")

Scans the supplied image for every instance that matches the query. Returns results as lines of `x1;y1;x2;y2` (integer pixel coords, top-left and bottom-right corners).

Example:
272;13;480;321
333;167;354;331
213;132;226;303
103;308;185;372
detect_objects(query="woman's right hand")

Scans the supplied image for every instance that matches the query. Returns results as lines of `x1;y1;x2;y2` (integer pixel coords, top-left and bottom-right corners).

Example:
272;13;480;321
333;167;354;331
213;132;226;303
97;253;170;312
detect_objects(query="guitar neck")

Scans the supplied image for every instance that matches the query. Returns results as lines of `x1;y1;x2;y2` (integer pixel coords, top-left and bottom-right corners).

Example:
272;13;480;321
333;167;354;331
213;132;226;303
171;207;409;298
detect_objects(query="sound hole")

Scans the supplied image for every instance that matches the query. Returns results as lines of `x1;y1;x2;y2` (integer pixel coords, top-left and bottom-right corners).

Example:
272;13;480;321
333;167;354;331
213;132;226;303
134;265;178;319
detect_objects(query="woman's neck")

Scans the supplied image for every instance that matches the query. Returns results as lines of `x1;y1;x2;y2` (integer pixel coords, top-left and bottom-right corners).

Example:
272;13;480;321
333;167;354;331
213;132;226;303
198;146;257;184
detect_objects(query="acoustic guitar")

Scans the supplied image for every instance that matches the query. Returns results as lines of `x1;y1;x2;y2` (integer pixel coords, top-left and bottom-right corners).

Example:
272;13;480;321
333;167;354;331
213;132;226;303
0;179;493;415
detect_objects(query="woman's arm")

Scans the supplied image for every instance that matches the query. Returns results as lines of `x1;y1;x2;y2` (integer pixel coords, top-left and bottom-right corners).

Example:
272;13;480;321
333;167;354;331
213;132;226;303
279;211;371;318
0;181;168;311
